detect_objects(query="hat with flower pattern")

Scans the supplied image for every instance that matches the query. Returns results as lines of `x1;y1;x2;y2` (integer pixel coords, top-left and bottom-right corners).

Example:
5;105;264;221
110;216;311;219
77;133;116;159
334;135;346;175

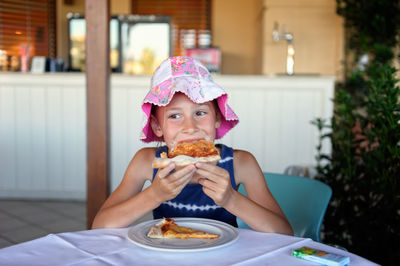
140;56;239;143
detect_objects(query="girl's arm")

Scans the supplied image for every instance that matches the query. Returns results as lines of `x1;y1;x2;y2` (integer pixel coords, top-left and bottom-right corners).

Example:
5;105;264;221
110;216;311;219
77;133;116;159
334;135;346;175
92;148;196;229
231;150;293;234
197;150;293;235
91;148;157;229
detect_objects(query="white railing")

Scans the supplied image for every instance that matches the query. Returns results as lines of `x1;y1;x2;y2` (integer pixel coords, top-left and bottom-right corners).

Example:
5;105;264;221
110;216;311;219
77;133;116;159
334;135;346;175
0;73;334;199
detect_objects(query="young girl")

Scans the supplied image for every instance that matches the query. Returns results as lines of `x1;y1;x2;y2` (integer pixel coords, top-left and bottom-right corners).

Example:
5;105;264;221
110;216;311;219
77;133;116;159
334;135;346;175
92;56;293;235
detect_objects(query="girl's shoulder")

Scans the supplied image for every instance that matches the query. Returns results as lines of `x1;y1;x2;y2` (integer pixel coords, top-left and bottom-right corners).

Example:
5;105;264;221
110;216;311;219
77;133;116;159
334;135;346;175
133;147;160;167
232;149;262;184
233;149;258;166
126;147;157;181
134;147;157;159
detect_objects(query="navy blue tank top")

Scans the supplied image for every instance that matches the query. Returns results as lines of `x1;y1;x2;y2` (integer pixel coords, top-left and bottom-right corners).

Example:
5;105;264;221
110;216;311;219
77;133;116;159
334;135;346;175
152;144;238;227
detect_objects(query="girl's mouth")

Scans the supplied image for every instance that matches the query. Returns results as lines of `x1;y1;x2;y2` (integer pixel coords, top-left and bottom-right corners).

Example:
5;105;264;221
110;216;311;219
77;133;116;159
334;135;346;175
178;138;204;143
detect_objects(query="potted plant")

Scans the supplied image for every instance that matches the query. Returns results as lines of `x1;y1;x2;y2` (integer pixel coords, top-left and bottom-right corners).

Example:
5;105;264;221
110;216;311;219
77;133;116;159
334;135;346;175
313;1;400;264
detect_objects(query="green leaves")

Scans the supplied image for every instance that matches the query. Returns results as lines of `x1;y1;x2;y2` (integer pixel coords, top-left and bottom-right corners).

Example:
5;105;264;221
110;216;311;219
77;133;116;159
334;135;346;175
336;0;400;52
314;57;400;266
314;3;400;263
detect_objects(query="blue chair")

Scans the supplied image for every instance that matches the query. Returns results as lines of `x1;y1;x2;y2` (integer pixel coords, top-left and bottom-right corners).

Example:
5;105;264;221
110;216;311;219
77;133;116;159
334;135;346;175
237;172;332;242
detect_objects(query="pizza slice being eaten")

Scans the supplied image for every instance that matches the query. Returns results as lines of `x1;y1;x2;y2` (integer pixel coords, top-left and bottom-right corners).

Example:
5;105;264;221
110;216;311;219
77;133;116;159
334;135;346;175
152;140;221;168
147;218;219;240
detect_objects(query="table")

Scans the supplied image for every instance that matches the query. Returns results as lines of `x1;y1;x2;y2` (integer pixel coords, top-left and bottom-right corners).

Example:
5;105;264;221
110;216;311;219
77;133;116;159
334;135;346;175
0;227;377;265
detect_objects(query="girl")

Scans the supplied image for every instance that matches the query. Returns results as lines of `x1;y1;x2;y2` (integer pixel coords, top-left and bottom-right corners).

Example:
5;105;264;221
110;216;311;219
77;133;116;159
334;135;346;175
92;56;293;235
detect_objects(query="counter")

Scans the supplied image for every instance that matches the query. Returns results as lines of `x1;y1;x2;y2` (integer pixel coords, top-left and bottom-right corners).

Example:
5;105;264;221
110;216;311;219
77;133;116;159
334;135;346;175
0;73;334;199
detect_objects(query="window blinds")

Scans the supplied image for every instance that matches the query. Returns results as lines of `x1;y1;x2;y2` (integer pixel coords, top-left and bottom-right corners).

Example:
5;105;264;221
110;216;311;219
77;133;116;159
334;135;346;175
131;0;211;55
0;0;56;58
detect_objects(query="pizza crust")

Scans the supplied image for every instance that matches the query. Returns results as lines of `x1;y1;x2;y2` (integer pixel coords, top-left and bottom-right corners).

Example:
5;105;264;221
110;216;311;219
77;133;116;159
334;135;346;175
147;218;219;240
152;154;221;168
146;220;164;239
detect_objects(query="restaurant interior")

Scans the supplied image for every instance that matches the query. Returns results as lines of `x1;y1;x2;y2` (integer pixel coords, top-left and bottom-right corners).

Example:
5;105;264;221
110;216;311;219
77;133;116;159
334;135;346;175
0;0;399;265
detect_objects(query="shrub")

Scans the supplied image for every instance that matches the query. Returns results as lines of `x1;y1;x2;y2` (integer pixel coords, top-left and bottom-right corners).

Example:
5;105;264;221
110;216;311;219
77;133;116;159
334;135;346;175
314;60;400;264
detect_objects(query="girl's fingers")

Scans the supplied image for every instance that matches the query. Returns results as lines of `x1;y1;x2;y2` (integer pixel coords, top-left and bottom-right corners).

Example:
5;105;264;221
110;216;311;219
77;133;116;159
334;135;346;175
202;186;213;198
159;165;196;192
157;163;175;179
163;169;196;197
154;165;196;201
202;186;221;204
171;165;196;181
173;169;196;187
158;164;195;179
195;162;225;175
199;178;217;192
195;163;228;181
195;168;221;182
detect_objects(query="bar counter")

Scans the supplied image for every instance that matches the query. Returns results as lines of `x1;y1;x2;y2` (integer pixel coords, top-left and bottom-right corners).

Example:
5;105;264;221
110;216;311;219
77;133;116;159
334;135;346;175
0;73;335;200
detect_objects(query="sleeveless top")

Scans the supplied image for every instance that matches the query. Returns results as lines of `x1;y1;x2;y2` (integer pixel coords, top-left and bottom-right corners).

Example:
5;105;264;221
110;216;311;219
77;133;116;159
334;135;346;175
152;144;238;227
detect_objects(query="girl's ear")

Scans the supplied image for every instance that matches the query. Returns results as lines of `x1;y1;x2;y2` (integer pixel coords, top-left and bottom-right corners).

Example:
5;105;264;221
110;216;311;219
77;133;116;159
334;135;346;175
215;111;222;129
150;114;163;137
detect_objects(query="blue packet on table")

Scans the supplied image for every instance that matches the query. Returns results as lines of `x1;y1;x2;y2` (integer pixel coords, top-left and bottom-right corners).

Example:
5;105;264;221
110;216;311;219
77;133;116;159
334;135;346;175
292;246;350;266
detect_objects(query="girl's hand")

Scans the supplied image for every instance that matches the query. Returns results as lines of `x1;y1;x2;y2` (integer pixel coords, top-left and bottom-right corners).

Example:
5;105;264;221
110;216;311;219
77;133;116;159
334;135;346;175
151;163;196;204
196;162;235;207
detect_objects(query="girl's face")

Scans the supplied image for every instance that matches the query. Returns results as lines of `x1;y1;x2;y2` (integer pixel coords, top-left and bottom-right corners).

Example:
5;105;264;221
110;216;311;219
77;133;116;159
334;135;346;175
151;93;221;150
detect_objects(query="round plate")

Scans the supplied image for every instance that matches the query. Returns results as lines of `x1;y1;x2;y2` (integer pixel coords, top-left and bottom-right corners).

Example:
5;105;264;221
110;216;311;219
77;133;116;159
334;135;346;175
127;217;239;252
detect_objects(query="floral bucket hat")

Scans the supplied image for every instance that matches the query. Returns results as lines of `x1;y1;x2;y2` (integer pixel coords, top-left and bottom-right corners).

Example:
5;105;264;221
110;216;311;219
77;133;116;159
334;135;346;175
140;56;239;143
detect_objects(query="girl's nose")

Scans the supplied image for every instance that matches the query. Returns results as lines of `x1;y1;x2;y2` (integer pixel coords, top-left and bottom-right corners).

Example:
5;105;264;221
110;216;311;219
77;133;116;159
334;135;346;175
182;117;197;133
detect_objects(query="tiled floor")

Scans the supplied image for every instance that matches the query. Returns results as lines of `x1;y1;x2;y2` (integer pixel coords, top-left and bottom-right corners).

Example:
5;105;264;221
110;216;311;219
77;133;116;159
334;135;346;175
0;199;153;249
0;199;87;249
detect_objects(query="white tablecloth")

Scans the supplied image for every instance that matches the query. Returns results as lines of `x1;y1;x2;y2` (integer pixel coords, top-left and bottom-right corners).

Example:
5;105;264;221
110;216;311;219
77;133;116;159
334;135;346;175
0;228;377;265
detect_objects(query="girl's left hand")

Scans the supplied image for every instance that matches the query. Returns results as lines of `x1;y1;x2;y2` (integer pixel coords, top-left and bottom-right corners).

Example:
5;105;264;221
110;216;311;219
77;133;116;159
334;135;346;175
196;162;235;207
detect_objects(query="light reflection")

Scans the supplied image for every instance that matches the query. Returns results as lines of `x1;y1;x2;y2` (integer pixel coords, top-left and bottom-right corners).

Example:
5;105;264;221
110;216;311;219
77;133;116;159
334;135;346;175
122;23;169;75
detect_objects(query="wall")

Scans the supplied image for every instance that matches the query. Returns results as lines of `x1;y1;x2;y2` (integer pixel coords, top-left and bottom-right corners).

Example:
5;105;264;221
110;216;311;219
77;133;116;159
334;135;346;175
212;0;343;77
261;0;344;77
0;73;334;199
212;0;263;74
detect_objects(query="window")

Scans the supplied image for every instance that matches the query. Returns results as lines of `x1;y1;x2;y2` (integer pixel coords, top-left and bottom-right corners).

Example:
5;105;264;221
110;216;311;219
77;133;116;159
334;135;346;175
0;0;56;62
68;14;121;72
120;15;171;74
131;0;211;55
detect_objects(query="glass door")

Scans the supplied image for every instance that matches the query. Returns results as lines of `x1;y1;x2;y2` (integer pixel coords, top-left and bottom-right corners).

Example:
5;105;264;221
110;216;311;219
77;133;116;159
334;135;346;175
120;15;171;75
68;14;120;72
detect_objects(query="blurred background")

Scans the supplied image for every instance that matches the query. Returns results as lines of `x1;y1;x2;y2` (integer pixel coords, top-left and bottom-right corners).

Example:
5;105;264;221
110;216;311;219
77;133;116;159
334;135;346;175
0;0;344;76
0;0;341;202
1;1;399;264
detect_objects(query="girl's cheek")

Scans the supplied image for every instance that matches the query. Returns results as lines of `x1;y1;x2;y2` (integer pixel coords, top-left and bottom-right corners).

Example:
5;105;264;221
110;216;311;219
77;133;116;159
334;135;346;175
168;140;177;149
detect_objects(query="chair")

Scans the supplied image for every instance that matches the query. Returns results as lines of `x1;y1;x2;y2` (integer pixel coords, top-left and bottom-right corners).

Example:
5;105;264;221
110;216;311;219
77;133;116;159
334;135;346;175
237;172;332;242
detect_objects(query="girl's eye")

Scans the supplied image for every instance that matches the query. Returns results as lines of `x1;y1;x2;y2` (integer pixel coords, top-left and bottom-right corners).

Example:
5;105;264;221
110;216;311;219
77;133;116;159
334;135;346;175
168;113;180;119
196;110;207;116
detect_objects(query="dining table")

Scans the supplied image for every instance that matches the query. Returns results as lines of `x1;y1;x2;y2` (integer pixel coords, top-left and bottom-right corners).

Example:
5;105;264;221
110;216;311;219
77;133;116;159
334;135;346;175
0;218;377;266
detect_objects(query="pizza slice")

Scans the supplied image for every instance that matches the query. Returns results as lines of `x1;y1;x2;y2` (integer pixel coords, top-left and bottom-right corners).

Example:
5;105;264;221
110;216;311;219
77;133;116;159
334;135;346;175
147;218;219;240
152;140;221;168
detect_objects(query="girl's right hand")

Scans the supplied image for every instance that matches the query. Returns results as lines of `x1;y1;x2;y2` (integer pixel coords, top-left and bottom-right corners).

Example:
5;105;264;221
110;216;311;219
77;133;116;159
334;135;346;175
151;163;196;204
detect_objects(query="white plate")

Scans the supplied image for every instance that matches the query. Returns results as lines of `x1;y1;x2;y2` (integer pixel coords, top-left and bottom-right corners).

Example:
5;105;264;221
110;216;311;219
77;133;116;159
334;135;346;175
127;217;239;252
